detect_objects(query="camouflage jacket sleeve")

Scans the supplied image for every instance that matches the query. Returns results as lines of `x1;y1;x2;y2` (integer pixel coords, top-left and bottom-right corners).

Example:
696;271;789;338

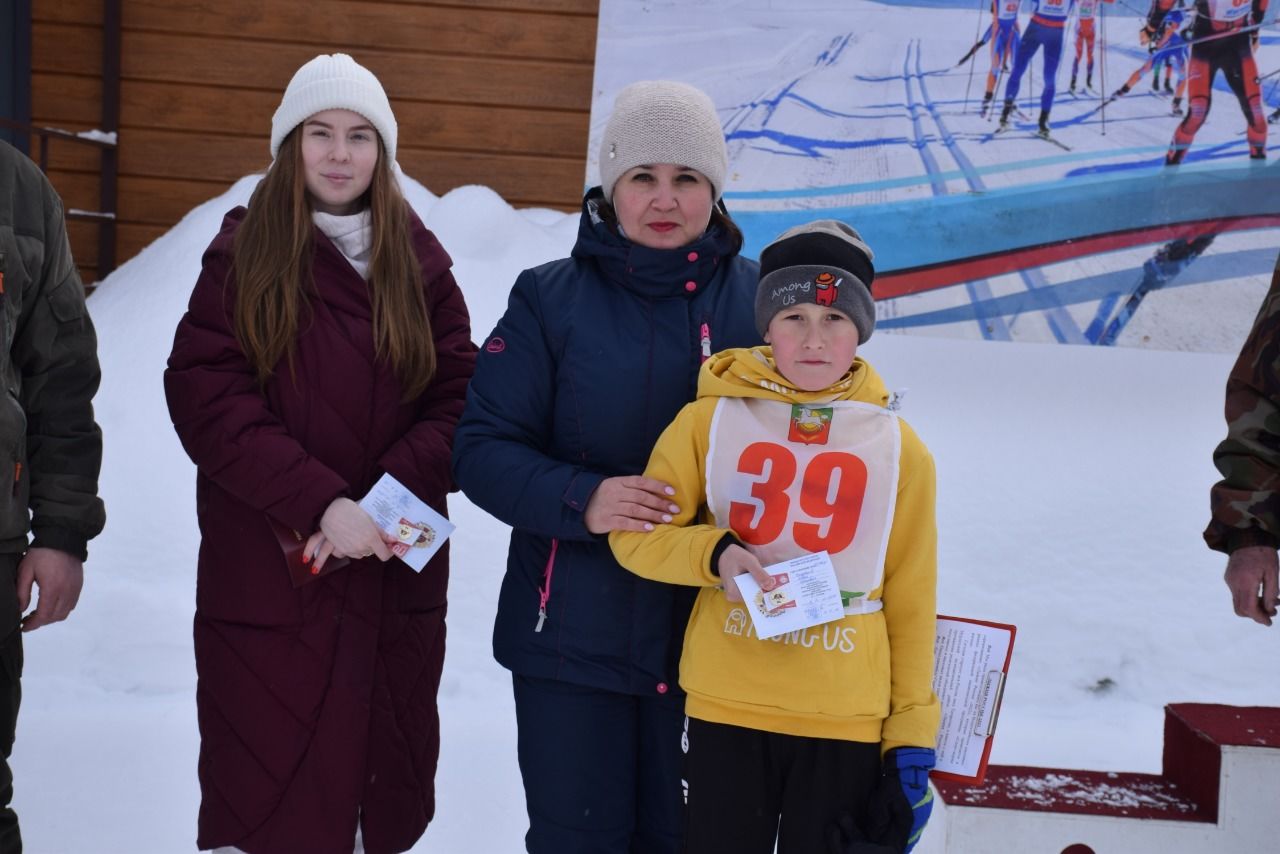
1205;256;1280;553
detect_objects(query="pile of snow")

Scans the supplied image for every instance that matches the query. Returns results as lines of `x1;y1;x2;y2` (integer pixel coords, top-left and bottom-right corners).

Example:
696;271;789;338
12;170;1279;852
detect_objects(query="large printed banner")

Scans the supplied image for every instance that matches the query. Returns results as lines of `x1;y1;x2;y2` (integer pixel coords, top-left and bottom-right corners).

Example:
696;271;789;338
589;0;1280;351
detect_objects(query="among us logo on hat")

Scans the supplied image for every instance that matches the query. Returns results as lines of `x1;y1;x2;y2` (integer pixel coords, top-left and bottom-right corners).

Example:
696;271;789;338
814;271;841;308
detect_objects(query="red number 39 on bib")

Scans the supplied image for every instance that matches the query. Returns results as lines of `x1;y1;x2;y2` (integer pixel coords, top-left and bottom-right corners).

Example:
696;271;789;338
729;443;868;554
706;398;900;595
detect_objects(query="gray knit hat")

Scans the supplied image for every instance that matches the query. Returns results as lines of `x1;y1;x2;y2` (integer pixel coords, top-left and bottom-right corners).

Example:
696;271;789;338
755;220;877;343
270;53;397;161
598;80;728;203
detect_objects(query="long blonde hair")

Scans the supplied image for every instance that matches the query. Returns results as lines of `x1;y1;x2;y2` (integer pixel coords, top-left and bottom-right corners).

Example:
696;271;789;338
231;128;436;400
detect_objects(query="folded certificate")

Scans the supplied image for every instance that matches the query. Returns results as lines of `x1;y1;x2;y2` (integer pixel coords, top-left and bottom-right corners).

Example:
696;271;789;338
358;473;455;572
732;551;846;640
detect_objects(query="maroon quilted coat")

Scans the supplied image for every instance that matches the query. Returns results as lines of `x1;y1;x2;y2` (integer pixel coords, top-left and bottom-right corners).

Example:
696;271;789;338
164;206;475;854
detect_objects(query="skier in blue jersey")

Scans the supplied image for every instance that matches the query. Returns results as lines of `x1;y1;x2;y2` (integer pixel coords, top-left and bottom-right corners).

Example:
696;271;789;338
999;0;1078;136
1108;9;1189;115
980;0;1023;117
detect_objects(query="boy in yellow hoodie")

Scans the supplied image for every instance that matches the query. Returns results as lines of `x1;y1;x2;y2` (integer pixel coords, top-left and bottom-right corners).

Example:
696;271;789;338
610;220;939;854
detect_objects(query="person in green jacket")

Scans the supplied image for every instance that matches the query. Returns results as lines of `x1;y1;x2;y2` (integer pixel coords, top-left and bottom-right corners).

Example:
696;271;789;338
0;140;106;852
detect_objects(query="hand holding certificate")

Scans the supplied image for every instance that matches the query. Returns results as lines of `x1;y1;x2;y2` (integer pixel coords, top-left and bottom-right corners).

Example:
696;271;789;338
358;473;455;572
732;552;846;640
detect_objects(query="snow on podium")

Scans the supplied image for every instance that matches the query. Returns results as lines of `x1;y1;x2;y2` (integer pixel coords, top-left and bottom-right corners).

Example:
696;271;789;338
914;704;1279;852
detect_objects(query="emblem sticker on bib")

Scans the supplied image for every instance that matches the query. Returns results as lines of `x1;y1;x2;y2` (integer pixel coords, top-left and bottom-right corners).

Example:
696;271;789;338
789;404;832;445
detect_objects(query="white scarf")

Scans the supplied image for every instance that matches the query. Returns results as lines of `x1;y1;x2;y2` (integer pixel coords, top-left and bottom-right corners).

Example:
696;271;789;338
313;210;373;280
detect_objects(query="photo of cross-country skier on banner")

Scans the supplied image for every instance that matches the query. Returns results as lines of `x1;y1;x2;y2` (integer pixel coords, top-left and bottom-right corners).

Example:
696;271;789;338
1070;0;1110;94
956;0;1022;116
592;0;1280;351
1104;6;1189;117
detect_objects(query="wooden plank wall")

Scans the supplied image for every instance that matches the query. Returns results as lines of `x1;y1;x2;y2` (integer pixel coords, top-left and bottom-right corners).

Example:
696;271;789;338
30;0;599;283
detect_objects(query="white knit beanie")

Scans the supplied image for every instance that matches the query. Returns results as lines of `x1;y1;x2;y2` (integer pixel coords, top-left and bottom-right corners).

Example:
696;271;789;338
270;53;397;161
598;80;728;203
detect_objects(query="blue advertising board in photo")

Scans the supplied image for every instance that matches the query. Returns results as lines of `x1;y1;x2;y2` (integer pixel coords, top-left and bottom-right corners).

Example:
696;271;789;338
590;0;1280;351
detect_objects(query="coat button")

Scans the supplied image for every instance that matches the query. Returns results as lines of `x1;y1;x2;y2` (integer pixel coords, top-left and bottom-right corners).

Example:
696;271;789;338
684;281;696;292
656;682;669;694
687;251;699;262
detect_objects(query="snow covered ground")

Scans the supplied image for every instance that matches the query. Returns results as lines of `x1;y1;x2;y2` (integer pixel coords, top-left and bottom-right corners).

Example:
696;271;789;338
9;167;1280;853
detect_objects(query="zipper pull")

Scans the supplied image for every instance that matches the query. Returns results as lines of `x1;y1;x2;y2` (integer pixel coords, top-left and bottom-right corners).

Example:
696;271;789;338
535;606;547;633
699;322;712;362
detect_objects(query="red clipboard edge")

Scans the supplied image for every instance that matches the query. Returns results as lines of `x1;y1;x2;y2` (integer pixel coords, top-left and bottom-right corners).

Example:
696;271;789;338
929;614;1017;786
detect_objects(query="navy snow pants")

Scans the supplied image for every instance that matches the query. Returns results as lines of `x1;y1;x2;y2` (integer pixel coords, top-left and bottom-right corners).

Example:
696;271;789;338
512;674;684;854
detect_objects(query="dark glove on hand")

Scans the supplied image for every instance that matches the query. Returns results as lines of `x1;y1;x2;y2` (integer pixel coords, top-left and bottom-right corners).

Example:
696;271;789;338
826;810;900;854
866;747;936;853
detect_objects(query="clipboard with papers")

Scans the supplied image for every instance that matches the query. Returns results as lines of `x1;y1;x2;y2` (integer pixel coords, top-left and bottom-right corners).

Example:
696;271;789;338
930;615;1016;785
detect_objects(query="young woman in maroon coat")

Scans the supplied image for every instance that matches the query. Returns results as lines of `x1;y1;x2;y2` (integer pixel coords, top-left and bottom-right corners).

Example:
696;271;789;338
164;54;475;854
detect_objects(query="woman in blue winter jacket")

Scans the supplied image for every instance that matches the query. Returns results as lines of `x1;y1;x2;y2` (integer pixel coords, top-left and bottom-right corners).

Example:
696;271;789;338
452;80;761;854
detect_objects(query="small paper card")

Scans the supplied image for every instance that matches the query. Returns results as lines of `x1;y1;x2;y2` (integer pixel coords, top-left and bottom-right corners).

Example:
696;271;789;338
357;473;455;572
732;551;846;640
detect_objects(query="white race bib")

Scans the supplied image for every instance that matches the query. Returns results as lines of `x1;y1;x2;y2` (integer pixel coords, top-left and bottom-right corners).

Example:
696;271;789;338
1205;0;1252;23
1038;0;1072;21
705;398;900;601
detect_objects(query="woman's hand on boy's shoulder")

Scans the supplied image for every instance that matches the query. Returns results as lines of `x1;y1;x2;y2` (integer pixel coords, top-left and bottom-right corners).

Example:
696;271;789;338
584;475;680;534
717;544;772;603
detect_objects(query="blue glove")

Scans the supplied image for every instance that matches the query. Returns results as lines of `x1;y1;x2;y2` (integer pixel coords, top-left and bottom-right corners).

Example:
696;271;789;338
867;746;935;853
